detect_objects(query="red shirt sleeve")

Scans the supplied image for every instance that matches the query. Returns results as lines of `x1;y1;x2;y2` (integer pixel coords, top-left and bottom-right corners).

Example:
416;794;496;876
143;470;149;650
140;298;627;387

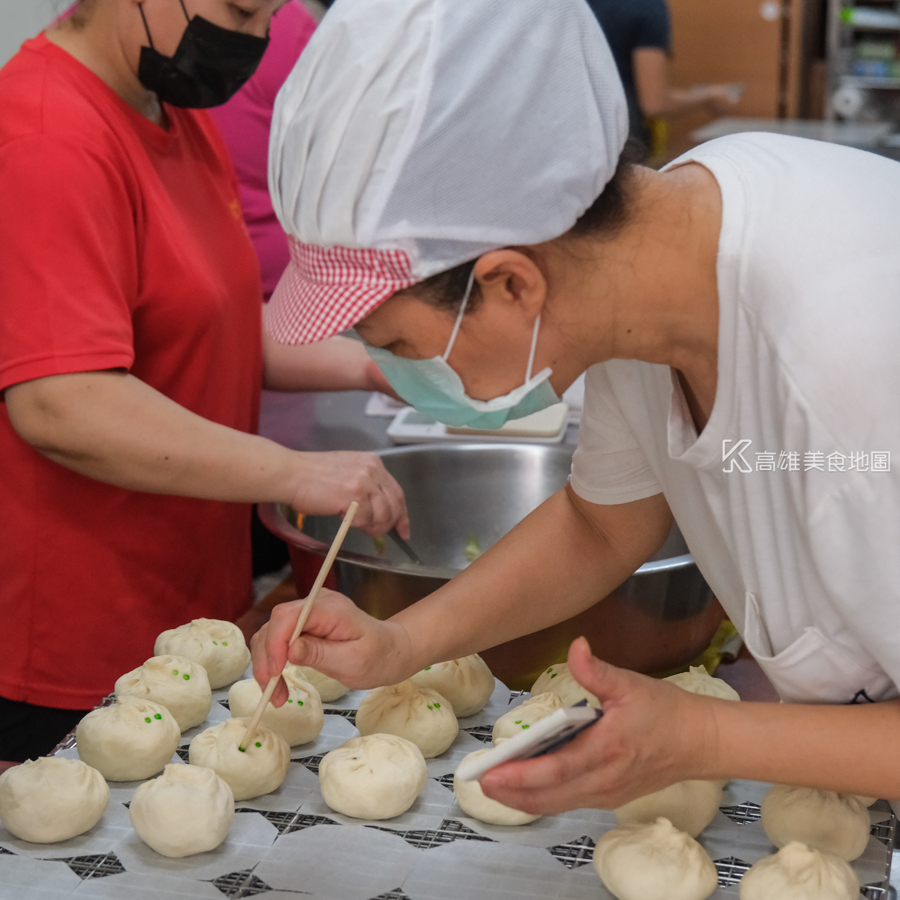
0;135;137;392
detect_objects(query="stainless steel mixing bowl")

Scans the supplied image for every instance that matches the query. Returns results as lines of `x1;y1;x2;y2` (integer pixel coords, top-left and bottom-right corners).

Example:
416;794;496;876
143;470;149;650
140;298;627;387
259;443;721;689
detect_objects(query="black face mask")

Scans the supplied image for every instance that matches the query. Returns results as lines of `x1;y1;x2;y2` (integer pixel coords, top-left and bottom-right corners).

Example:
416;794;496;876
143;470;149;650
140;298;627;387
137;0;269;109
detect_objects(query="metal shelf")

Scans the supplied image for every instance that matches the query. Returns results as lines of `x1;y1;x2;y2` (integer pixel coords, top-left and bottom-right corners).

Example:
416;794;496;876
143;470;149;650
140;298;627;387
828;0;900;121
838;74;900;88
840;21;900;31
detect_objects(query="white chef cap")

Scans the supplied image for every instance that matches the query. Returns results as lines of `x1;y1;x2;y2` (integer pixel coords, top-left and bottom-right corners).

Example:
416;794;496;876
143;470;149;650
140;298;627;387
266;0;628;344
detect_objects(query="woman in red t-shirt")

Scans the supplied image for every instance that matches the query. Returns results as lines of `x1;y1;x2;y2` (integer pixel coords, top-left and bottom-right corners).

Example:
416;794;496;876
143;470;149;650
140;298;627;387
0;0;408;761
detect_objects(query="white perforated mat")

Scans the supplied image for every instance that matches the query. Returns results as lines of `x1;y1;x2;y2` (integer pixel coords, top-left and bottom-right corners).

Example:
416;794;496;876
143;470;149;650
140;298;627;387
0;675;893;900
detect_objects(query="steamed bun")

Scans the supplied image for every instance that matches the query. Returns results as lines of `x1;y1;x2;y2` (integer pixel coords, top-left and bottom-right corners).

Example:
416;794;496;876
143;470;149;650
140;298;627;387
761;784;870;861
739;841;858;900
664;665;740;701
453;748;540;826
356;680;458;758
592;817;718;900
411;654;495;717
615;780;723;838
76;697;180;782
154;618;250;689
284;663;347;702
189;717;290;801
530;663;600;708
0;758;109;843
492;691;564;743
228;676;323;746
319;734;427;820
115;655;212;731
129;764;234;858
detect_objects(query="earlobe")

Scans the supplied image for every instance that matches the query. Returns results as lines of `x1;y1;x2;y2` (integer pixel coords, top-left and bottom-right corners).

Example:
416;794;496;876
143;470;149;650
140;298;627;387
473;249;547;316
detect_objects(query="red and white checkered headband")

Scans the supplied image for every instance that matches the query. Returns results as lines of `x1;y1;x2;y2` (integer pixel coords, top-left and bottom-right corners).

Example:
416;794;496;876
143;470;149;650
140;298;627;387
264;238;420;345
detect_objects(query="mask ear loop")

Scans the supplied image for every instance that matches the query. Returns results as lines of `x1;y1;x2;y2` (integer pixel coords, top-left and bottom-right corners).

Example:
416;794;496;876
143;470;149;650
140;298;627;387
137;4;155;47
442;268;476;362
525;314;542;381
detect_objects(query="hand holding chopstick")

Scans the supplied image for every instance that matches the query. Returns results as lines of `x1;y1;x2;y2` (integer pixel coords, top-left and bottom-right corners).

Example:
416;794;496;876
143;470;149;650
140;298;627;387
238;501;359;752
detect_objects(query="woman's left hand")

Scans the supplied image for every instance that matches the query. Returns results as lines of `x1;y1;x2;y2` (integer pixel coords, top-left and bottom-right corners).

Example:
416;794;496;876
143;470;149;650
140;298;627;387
479;637;722;815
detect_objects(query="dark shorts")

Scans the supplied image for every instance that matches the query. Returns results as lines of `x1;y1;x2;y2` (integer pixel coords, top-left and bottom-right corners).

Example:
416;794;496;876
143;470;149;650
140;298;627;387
0;695;90;762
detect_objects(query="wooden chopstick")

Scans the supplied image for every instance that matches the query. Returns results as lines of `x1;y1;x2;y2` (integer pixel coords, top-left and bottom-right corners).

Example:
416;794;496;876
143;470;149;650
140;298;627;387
238;501;359;752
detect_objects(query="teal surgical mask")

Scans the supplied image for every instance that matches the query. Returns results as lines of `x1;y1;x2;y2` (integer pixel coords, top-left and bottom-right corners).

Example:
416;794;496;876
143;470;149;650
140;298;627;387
366;271;559;430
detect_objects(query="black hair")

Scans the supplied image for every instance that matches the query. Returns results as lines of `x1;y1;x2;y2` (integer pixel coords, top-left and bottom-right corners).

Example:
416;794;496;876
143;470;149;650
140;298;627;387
410;139;643;314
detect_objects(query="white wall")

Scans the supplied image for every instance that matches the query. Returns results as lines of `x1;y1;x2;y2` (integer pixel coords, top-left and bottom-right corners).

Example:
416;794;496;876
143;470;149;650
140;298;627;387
0;0;62;68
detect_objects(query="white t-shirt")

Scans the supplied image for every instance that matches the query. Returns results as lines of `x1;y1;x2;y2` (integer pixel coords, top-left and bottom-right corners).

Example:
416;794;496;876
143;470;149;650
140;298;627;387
570;133;900;704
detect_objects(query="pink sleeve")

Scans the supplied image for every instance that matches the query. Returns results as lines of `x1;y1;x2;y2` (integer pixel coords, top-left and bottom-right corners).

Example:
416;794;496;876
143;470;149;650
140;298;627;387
213;0;317;122
208;0;317;298
252;0;318;109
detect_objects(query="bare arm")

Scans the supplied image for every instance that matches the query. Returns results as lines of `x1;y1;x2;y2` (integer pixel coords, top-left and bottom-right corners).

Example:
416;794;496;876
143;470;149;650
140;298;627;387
633;47;739;118
263;331;400;398
253;486;673;698
392;486;673;667
5;370;408;536
708;695;900;798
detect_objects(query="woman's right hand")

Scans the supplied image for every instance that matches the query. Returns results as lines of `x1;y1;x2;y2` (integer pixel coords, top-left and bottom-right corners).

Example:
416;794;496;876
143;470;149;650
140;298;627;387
250;589;418;707
290;451;409;538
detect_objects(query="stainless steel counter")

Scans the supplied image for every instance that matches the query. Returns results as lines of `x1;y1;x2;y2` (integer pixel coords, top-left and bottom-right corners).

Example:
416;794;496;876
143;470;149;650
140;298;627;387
258;389;581;454
689;117;900;160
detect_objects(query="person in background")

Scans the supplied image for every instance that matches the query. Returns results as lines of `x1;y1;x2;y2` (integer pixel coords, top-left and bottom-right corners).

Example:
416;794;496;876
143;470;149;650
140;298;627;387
209;0;314;305
0;0;407;762
586;0;739;153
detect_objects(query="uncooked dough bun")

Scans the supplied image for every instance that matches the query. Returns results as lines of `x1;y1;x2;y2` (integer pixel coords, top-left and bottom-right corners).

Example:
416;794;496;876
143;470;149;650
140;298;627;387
284;663;347;702
189;717;290;801
593;817;718;900
615;780;723;838
115;655;212;731
154;618;250;689
76;697;180;781
740;841;859;900
761;784;870;861
664;665;740;701
492;691;564;743
410;654;495;717
356;680;459;758
129;764;234;858
228;676;323;747
530;663;600;708
453;749;540;825
0;757;109;843
320;734;426;820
